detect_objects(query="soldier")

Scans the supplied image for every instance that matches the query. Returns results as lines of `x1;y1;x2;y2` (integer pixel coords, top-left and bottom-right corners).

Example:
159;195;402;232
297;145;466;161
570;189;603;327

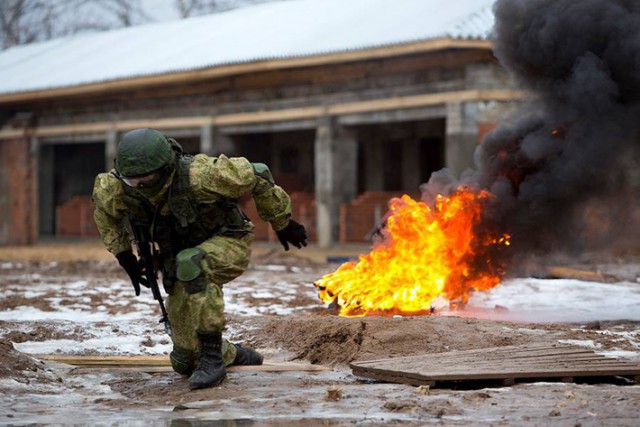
92;128;308;390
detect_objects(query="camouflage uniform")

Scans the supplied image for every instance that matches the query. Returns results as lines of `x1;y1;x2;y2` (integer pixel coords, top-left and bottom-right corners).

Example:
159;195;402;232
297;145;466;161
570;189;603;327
93;152;292;371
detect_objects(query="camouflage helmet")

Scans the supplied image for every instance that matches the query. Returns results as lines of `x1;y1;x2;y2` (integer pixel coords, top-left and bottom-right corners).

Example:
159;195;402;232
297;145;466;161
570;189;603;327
115;128;175;177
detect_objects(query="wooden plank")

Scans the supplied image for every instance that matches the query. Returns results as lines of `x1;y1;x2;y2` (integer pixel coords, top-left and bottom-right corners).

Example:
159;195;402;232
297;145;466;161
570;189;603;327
39;354;170;366
543;267;613;282
354;344;596;367
349;369;436;387
351;344;640;386
388;347;598;365
0;116;213;139
212;106;323;126
0;89;523;139
356;355;636;375
355;343;557;365
354;361;640;378
38;355;330;372
372;359;626;375
72;363;330;374
353;365;640;382
73;366;175;374
328;89;522;116
453;361;635;371
370;351;610;370
352;367;640;382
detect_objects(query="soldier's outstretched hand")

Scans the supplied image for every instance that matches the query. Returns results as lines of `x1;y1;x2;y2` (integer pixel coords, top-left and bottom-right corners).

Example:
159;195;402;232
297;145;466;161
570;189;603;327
276;219;308;251
116;250;150;296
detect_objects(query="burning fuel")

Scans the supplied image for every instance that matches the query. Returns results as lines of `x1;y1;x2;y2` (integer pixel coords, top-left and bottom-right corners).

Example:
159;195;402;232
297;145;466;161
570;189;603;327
317;0;640;317
316;190;510;317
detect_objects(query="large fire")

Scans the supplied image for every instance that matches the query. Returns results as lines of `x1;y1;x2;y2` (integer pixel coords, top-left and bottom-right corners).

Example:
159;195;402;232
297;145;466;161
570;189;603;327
315;189;510;317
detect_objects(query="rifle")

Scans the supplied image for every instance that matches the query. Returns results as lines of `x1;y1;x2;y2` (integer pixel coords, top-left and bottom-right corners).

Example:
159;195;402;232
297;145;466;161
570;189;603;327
126;218;173;337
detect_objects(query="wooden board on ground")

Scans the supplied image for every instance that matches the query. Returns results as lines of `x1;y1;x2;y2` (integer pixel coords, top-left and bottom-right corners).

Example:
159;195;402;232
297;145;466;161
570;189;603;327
350;343;640;387
542;266;614;282
37;354;330;373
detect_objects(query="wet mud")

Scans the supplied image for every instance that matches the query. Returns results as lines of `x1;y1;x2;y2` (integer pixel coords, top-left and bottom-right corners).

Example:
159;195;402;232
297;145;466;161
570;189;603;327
1;244;639;425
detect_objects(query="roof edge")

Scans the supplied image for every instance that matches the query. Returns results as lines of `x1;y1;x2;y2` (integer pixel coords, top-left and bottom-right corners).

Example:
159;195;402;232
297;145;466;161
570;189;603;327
0;38;492;104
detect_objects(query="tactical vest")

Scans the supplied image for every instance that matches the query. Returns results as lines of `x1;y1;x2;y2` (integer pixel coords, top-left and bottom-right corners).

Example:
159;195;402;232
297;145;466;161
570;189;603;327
121;155;250;257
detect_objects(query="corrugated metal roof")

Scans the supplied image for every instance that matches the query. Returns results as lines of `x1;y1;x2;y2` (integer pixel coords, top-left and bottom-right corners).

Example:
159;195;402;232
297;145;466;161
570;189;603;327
0;0;496;96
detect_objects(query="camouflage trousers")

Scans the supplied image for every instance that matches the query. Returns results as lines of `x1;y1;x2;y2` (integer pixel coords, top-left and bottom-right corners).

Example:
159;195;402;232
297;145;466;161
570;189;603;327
165;233;254;368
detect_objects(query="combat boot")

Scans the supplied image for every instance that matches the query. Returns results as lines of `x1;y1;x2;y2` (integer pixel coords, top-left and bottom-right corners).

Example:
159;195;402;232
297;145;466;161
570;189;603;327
232;343;264;366
189;332;226;390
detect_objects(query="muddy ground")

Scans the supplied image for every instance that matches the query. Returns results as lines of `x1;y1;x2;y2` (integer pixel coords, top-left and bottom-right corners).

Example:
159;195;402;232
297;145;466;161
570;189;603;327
0;240;639;426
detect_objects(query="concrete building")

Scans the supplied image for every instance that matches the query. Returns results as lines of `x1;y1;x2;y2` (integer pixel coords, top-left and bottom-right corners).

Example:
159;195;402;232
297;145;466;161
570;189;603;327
0;0;520;247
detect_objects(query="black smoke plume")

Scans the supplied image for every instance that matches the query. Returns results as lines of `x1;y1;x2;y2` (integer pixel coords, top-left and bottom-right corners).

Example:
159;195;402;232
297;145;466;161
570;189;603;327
421;0;640;266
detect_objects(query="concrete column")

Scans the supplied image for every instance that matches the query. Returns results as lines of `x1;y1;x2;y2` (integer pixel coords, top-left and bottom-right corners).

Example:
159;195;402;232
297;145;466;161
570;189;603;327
314;117;357;248
335;127;358;203
401;138;421;191
315;117;336;248
200;124;213;155
445;101;480;177
105;129;118;171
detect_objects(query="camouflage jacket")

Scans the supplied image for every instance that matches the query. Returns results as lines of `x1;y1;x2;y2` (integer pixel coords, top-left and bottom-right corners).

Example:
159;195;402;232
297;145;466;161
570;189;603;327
93;154;292;255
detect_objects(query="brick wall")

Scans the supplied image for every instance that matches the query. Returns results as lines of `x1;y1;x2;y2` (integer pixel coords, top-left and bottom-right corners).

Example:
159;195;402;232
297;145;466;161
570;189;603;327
56;196;99;236
0;138;37;245
290;192;316;242
51;189;314;242
339;191;421;243
239;191;317;242
238;195;275;242
273;172;307;193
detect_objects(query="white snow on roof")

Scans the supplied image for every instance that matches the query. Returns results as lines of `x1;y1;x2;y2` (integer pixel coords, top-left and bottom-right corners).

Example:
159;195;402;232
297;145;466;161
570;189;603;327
0;0;496;95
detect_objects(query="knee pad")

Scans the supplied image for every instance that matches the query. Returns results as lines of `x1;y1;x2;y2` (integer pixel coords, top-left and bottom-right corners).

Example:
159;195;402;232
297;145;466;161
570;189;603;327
176;247;207;294
169;346;196;376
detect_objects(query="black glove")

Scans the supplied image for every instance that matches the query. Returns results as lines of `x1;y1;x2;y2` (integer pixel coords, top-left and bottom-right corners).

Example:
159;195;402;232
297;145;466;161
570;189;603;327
116;250;149;296
276;219;308;251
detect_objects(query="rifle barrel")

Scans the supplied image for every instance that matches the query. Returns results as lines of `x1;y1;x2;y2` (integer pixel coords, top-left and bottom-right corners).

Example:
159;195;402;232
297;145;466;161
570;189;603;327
128;222;173;337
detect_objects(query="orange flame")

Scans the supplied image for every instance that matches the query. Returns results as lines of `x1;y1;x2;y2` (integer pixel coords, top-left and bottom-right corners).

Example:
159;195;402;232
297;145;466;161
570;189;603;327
315;189;510;317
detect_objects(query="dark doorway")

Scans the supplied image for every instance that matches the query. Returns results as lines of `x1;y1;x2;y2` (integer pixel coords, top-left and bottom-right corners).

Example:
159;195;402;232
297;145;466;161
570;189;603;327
419;136;446;184
173;136;200;155
355;118;446;194
39;142;104;236
232;129;315;193
54;143;104;208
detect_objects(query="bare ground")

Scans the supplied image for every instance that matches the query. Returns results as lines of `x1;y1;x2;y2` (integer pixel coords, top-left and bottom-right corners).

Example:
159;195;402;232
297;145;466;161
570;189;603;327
1;240;639;425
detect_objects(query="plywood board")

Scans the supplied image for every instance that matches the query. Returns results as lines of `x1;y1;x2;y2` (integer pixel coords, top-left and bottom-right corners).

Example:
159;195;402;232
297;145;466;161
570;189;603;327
351;343;640;387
